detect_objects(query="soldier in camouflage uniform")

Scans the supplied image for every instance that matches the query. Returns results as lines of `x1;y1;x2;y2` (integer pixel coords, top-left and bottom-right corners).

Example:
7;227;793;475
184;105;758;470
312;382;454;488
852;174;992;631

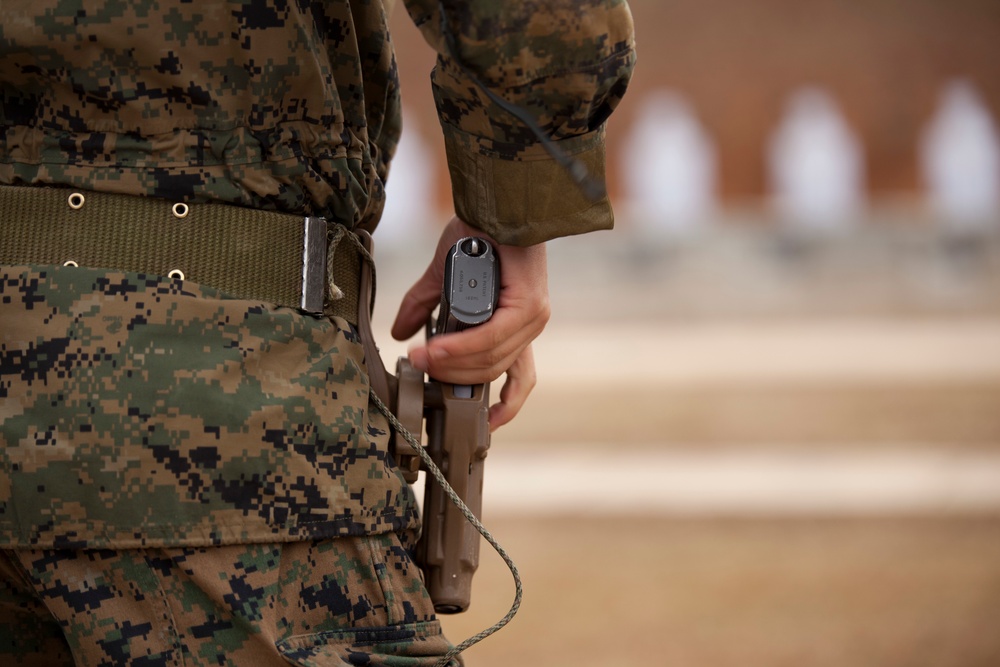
0;0;635;665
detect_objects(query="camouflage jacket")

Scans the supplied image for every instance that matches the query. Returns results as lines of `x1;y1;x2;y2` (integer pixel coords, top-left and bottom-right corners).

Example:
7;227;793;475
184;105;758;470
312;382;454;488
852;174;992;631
0;1;634;549
0;0;636;245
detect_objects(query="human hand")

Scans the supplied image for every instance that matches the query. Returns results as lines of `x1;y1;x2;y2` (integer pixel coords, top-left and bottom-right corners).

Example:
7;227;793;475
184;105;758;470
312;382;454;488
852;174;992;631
391;216;550;430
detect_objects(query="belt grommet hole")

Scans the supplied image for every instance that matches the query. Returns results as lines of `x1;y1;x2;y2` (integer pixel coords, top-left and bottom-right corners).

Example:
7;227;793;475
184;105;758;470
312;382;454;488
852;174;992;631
68;193;85;210
168;269;185;280
63;260;79;267
172;202;190;219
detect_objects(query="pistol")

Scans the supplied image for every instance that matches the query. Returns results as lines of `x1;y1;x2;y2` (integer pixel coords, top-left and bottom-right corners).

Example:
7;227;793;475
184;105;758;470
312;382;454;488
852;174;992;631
392;237;499;614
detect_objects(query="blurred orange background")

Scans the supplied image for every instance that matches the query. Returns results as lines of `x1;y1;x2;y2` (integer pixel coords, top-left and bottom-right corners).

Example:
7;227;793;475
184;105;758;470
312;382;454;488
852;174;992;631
375;2;1000;666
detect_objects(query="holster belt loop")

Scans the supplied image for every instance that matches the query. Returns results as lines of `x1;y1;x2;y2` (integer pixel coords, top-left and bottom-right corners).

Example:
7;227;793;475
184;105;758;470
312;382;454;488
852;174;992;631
0;185;362;322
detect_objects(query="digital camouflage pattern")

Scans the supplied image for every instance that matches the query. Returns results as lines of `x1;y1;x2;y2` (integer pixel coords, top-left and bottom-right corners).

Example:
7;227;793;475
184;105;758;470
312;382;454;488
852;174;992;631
0;264;418;549
0;0;401;233
0;1;635;660
0;0;636;245
403;0;636;244
0;532;457;666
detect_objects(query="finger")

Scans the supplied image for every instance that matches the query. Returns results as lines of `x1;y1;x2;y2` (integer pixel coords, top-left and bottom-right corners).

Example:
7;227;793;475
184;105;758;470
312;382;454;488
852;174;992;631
418;306;546;383
488;346;537;431
391;267;441;341
391;217;476;340
426;288;550;366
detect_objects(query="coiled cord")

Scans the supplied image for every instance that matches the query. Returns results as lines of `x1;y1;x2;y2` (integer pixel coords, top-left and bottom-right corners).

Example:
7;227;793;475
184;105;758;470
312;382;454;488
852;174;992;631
369;391;523;667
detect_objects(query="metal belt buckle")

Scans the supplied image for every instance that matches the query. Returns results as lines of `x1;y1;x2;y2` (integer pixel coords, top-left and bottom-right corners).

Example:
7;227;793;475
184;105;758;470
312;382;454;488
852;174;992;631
301;216;328;313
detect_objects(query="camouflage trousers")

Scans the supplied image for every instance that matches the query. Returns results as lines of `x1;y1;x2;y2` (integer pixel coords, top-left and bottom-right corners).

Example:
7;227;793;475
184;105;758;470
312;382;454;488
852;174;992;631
0;258;460;665
0;531;459;666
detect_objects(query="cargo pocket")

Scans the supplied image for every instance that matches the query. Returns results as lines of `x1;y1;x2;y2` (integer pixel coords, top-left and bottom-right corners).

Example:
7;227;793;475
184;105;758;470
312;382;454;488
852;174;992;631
275;532;458;666
275;620;457;666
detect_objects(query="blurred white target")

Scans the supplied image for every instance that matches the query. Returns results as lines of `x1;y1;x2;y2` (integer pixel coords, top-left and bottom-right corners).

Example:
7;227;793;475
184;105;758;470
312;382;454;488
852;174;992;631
379;111;437;246
920;79;1000;229
620;90;717;234
767;87;866;230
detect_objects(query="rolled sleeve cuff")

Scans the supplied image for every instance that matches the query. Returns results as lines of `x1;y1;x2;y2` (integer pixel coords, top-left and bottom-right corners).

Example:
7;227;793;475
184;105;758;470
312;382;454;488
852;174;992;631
442;124;615;246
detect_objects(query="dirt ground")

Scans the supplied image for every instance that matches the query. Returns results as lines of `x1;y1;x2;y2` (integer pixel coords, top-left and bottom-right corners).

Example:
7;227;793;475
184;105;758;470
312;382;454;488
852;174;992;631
371;240;1000;666
439;516;1000;667
497;381;1000;449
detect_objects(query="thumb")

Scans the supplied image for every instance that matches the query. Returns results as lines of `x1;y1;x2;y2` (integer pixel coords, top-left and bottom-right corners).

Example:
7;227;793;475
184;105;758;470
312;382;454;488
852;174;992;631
391;266;441;341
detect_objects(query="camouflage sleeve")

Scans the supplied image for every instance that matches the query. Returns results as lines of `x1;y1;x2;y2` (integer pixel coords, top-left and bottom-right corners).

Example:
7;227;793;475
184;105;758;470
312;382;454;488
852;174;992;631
400;0;636;246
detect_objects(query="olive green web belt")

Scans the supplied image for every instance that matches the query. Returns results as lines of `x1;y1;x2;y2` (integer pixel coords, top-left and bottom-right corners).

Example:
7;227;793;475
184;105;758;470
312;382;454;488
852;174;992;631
0;185;362;323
